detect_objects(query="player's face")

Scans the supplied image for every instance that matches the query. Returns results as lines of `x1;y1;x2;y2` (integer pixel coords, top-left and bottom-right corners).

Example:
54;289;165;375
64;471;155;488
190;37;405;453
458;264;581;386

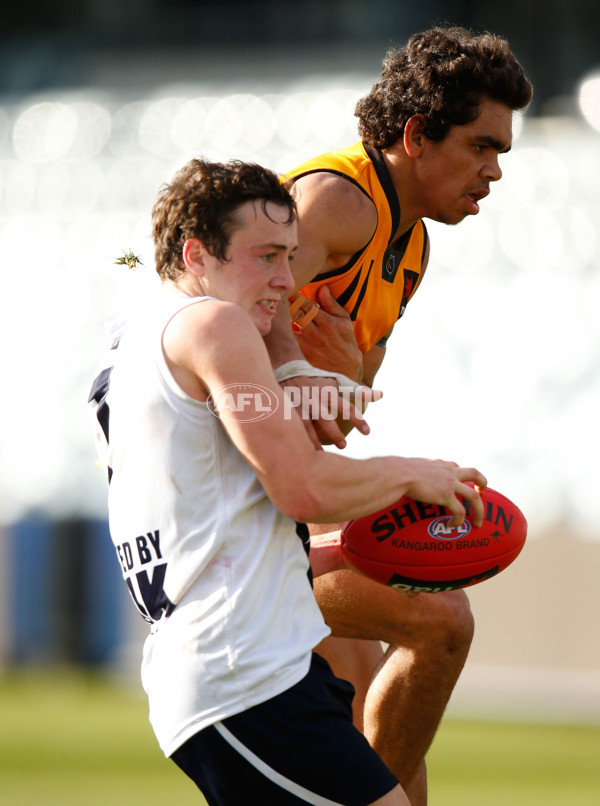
418;98;513;225
204;200;297;335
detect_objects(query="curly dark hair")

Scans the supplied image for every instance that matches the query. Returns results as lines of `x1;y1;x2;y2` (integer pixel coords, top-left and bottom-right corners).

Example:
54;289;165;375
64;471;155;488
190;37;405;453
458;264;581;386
356;26;533;148
151;158;296;280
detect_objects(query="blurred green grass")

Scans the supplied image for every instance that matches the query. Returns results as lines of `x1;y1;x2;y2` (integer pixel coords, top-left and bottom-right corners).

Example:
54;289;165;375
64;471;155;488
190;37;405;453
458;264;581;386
427;718;600;805
1;667;600;805
0;667;203;805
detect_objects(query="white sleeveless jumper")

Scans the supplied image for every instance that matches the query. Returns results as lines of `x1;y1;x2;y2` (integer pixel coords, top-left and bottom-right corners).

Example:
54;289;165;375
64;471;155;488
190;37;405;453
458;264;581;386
89;292;329;756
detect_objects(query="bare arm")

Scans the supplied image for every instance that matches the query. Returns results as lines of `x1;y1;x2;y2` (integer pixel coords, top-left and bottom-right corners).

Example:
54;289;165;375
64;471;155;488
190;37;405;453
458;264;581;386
361;326;393;388
260;176;381;447
287;172;378;290
162;300;487;527
263;172;376;368
260;173;383;445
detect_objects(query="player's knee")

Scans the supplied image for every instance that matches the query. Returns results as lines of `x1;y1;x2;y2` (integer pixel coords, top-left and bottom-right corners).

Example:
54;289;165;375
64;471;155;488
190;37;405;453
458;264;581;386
390;590;474;658
428;590;474;657
433;590;475;656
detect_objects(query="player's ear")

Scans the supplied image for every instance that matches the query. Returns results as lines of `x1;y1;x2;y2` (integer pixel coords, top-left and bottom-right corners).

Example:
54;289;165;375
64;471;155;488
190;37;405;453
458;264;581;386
404;114;427;157
183;238;209;275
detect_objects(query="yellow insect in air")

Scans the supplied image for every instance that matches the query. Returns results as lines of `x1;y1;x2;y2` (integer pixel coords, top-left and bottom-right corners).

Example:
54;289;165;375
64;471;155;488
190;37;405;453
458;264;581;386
114;250;143;270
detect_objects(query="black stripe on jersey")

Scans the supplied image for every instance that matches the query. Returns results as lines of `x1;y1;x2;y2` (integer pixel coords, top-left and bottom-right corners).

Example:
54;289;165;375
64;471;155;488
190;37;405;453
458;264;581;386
363;142;400;242
421;224;429;268
405;224;430;303
288;168;371;203
296;522;313;586
349;261;374;322
391;227;415;261
88;366;111;404
88;367;112;442
95;401;110;443
397;269;420;320
295;522;310;557
335;266;363;308
311;252;365;282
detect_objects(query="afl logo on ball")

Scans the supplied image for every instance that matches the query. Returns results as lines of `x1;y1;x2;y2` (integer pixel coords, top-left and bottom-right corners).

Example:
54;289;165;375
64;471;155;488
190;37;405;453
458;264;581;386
427;516;471;540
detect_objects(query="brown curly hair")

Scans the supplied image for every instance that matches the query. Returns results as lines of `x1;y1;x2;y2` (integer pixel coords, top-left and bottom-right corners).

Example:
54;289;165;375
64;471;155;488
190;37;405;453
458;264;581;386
152;158;296;280
356;26;533;148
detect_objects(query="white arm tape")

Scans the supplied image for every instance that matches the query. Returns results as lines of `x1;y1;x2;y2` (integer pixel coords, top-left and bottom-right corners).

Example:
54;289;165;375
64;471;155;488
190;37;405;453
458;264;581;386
274;359;361;396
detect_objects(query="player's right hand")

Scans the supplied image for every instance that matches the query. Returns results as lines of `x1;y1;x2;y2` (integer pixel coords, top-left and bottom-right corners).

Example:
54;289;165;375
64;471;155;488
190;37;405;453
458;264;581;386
403;459;487;527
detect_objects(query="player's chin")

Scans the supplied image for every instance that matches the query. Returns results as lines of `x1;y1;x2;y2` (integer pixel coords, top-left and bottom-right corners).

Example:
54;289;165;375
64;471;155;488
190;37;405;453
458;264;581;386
454;207;476;223
437;209;470;226
253;314;274;336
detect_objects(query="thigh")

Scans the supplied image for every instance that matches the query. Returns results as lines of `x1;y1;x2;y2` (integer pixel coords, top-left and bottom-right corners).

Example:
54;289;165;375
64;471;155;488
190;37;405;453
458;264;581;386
313;569;470;645
313;636;384;732
171;653;398;806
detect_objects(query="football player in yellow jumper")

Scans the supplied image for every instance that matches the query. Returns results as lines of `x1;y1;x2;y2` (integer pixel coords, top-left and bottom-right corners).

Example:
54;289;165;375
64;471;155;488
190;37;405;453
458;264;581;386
265;26;533;806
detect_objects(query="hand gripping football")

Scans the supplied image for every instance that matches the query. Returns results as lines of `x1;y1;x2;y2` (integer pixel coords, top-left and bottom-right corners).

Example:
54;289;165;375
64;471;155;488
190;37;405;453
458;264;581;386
341;486;527;592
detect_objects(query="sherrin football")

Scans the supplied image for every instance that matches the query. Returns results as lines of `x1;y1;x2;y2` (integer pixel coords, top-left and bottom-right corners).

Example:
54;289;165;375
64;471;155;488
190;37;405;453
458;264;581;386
341;486;527;592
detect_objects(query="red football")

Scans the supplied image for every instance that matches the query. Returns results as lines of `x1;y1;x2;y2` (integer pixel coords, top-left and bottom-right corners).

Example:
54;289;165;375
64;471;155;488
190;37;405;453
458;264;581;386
341;486;527;592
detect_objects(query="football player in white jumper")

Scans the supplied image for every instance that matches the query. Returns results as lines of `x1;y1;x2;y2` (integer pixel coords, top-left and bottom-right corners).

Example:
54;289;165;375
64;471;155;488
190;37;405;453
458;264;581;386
89;157;485;806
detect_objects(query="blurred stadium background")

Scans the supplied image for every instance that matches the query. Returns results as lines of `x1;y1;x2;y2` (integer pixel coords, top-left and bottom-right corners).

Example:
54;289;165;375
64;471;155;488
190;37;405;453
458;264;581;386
1;0;600;728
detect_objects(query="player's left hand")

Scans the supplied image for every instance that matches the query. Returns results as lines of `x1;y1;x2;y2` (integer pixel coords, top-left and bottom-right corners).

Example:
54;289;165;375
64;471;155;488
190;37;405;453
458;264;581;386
279;373;381;449
292;286;363;382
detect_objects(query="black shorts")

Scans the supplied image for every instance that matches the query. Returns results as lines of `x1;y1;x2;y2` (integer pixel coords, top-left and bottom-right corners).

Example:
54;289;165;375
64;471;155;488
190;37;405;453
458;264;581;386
171;652;398;805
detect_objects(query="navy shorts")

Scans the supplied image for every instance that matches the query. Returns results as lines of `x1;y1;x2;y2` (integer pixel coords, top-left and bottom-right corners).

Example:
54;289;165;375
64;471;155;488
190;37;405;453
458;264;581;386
171;652;398;805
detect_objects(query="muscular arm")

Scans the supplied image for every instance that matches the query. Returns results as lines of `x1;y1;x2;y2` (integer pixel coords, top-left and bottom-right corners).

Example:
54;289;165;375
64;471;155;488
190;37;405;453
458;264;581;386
162;299;487;527
288;172;378;289
259;173;381;446
361;335;389;389
263;172;377;367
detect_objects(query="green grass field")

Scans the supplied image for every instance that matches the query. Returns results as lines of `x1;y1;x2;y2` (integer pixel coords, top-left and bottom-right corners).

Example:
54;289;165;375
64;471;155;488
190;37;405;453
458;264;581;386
2;667;599;805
